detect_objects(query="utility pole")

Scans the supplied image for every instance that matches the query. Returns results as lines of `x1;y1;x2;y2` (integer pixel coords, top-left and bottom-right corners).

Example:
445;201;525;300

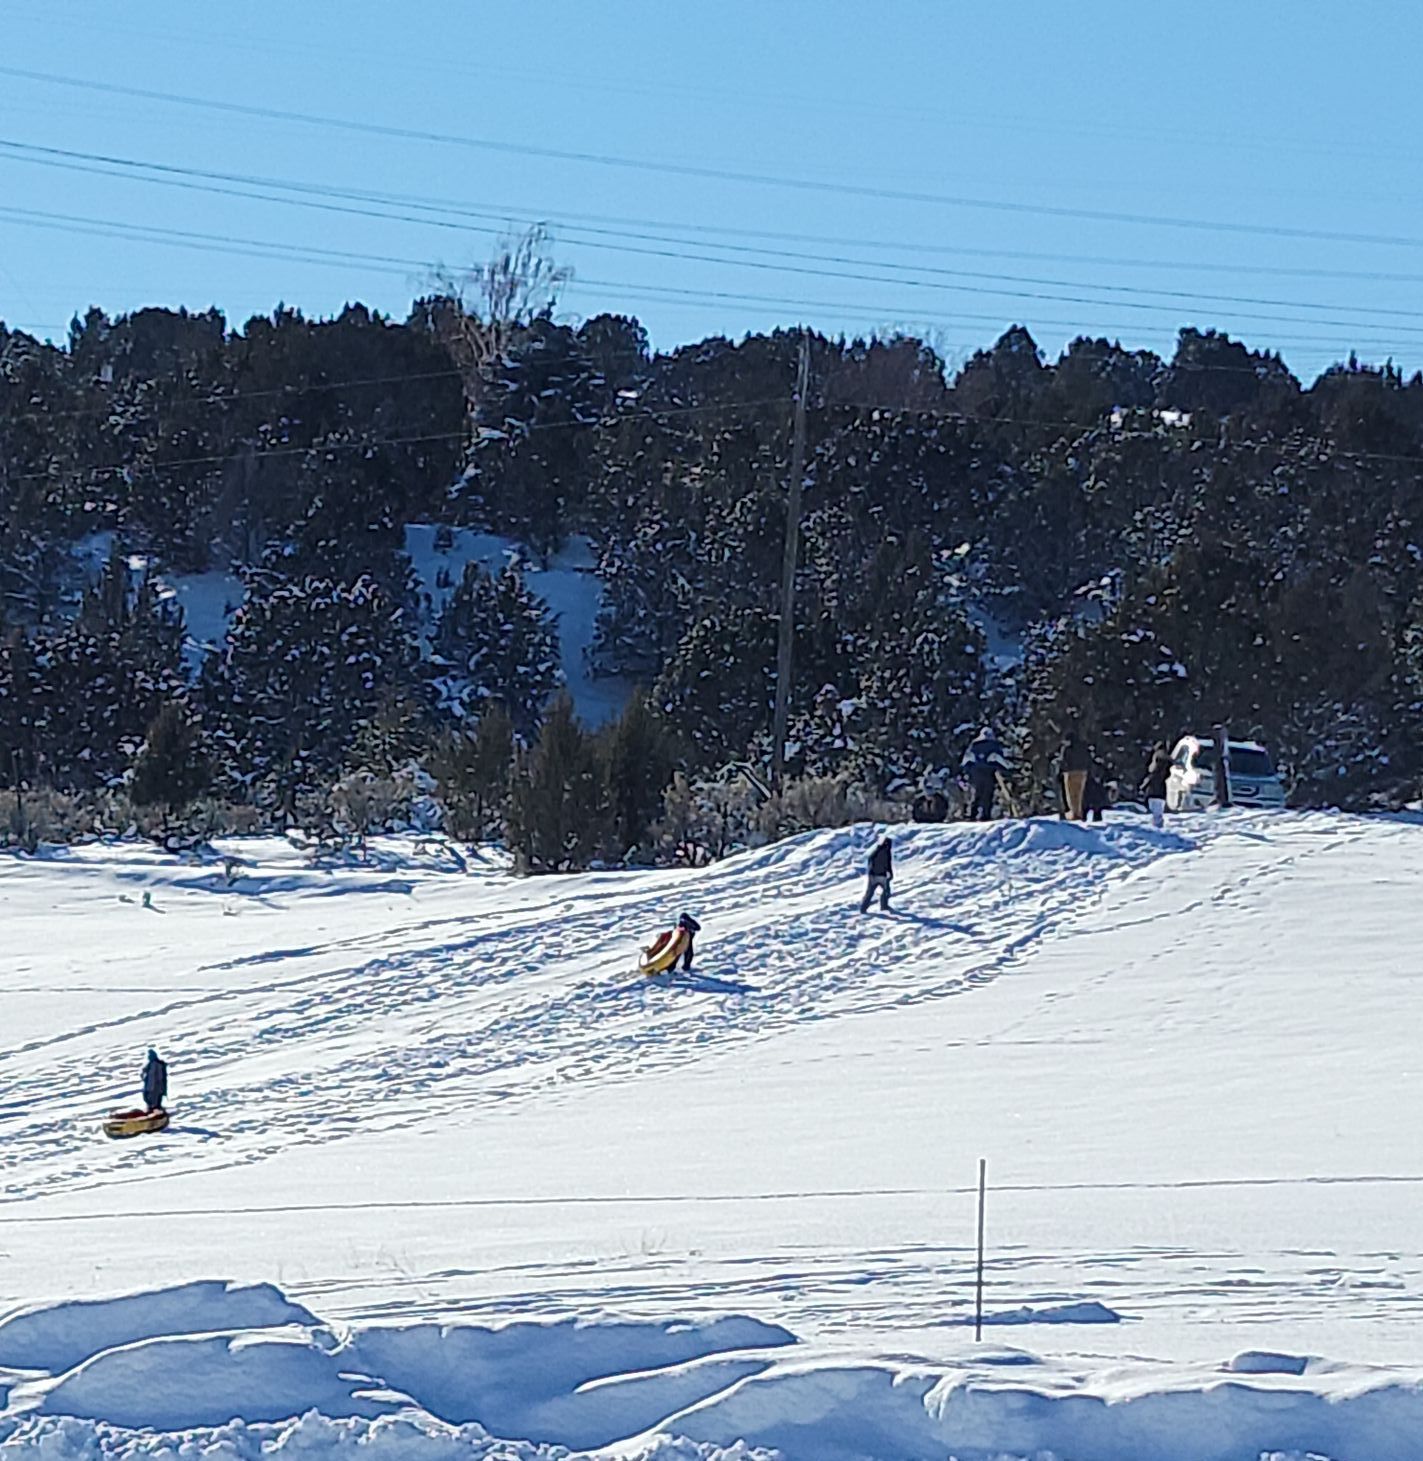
1213;722;1232;808
771;330;811;793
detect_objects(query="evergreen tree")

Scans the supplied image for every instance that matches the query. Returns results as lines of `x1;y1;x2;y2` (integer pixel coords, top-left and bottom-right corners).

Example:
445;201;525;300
129;700;210;817
428;703;514;841
1159;327;1297;418
950;325;1048;432
16;558;188;790
263;431;418;594
653;605;779;768
345;689;433;777
460;317;605;554
599;691;677;855
504;693;607;871
432;562;560;734
210;573;420;797
0;626;42;789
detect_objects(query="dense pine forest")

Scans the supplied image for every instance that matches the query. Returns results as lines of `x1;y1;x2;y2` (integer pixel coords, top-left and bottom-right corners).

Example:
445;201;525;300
3;245;1421;862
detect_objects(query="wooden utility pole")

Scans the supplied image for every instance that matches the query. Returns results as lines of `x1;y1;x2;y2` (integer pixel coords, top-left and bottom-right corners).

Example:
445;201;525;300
771;331;811;792
1213;723;1232;808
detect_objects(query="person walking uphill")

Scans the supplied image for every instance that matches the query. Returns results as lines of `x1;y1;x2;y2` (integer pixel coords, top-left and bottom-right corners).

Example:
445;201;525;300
1141;744;1172;830
142;1048;168;1113
1059;731;1092;821
961;728;1010;821
860;836;893;913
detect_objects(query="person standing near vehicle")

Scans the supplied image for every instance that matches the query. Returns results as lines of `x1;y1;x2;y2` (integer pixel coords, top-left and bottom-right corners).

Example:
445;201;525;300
860;836;893;913
1141;744;1172;830
142;1048;168;1113
1059;731;1092;821
961;728;1010;821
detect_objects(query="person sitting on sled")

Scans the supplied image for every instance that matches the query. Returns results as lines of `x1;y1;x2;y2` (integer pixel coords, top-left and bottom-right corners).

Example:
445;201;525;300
640;912;702;974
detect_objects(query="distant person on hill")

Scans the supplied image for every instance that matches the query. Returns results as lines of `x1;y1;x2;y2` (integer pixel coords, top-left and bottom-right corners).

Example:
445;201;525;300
961;728;1010;821
860;836;894;913
142;1048;168;1113
1059;731;1092;821
1141;744;1172;829
676;912;701;971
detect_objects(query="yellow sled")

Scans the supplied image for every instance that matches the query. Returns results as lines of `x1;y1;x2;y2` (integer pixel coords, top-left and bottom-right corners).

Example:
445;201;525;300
103;1108;170;1139
638;927;690;976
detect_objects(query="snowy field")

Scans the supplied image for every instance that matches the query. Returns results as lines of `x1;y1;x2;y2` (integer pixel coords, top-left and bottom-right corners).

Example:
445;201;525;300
1;810;1421;1459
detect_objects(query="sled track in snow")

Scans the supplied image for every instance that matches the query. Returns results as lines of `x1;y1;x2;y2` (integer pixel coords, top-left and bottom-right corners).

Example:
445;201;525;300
0;817;1362;1203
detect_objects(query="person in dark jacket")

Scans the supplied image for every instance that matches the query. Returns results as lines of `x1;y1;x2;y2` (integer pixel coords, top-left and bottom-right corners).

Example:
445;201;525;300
1141;744;1172;829
961;728;1010;821
676;912;701;971
142;1048;168;1113
860;837;893;912
1059;732;1092;821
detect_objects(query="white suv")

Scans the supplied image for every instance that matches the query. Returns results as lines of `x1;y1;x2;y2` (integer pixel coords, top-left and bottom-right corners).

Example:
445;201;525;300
1166;736;1286;811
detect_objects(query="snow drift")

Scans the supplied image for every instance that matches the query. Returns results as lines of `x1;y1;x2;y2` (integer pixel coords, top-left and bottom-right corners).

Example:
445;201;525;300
0;1280;317;1374
2;1285;1422;1460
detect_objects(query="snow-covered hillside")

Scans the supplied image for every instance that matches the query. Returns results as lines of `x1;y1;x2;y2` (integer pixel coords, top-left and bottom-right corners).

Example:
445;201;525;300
2;810;1421;1460
404;524;631;726
68;525;631;725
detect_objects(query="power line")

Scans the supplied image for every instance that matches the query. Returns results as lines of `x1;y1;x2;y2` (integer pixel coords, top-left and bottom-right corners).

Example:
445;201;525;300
5;65;1423;251
559;276;1423;355
6;177;1423;356
10;130;1419;291
0;201;447;277
10;0;1418;175
7;215;1420;362
6;139;1423;335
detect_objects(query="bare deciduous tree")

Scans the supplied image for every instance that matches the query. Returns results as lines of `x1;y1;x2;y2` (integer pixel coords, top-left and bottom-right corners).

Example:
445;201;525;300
425;225;572;417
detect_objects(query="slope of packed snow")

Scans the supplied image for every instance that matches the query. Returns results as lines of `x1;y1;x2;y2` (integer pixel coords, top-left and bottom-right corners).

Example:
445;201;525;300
156;567;244;674
3;809;1422;1460
405;523;631;725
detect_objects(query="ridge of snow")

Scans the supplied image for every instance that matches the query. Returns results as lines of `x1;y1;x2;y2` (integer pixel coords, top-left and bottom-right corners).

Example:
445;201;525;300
0;1281;318;1375
1;1285;1418;1460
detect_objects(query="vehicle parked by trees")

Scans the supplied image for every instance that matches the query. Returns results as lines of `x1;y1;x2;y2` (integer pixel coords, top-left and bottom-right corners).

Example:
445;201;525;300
1166;736;1286;811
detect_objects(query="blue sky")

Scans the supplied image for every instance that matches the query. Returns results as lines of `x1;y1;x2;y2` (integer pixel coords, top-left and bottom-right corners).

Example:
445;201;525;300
2;1;1421;379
